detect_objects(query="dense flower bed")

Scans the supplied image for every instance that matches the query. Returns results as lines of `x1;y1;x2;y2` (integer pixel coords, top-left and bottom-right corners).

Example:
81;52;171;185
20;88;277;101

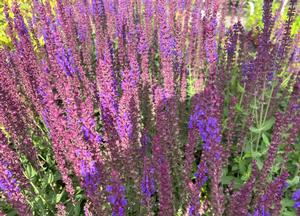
0;0;299;215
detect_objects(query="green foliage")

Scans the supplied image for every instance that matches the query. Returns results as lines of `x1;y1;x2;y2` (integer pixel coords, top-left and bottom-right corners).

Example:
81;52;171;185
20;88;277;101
0;127;87;216
291;15;300;36
245;0;264;29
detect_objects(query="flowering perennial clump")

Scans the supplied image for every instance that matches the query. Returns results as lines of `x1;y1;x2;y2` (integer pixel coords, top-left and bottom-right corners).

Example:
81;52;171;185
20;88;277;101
0;0;299;215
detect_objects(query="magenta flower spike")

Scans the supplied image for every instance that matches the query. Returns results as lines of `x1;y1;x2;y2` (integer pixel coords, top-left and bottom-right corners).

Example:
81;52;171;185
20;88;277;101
0;132;30;216
255;172;289;215
106;170;127;216
141;156;156;203
0;0;299;215
118;68;135;152
0;162;31;216
228;162;258;215
152;87;173;216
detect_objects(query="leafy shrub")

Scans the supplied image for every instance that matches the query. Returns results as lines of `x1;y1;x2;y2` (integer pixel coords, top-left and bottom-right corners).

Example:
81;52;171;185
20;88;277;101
0;0;299;215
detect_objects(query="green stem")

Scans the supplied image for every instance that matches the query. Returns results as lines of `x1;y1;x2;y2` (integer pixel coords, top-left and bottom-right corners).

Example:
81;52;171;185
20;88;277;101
29;181;55;214
255;77;267;151
263;83;276;124
254;93;259;131
234;83;246;124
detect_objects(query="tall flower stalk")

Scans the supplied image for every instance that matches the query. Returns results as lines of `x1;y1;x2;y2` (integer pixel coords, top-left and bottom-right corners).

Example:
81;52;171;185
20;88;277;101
0;0;299;215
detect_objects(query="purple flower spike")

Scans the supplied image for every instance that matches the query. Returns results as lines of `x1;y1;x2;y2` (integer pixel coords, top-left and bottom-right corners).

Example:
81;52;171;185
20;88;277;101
293;189;300;210
106;171;127;216
141;157;156;199
292;189;300;201
0;161;29;215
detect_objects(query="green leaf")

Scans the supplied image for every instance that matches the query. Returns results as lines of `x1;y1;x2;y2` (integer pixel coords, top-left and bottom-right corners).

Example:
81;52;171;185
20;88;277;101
262;133;270;145
55;190;65;204
7;209;17;216
251;151;262;158
75;194;84;200
221;175;233;185
281;211;297;216
286;176;300;186
250;117;275;133
261;117;275;131
270;163;280;173
232;164;239;171
74;202;82;216
255;158;263;170
47;172;54;184
249;126;261;133
241;164;252;181
54;172;61;181
25;164;37;179
235;103;244;113
237;83;245;93
238;159;246;173
233;178;244;189
281;198;295;208
222;168;228;176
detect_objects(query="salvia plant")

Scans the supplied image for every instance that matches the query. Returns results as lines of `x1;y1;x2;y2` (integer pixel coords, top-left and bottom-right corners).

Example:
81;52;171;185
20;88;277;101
0;0;299;215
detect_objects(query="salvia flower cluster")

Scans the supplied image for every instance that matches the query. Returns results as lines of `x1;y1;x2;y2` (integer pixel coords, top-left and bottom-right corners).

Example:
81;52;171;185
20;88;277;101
0;0;299;215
